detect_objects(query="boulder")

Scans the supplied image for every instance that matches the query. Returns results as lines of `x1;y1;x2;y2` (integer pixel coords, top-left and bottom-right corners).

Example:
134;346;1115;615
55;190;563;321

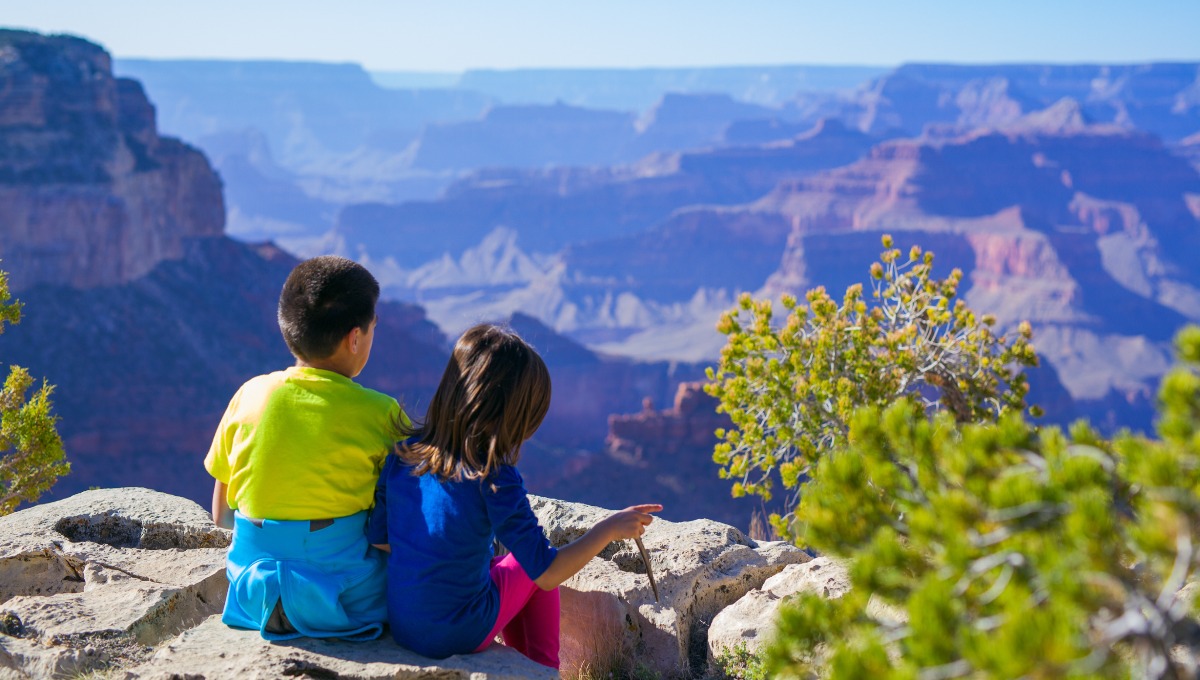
707;557;850;662
706;556;908;667
531;495;809;677
0;488;230;677
121;615;556;680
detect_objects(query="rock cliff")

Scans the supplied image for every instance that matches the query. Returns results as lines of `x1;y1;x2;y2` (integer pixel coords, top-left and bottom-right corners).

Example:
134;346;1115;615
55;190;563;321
0;30;224;291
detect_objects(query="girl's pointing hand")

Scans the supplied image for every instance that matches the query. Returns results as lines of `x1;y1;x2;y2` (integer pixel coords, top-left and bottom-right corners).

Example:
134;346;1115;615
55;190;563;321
601;504;663;541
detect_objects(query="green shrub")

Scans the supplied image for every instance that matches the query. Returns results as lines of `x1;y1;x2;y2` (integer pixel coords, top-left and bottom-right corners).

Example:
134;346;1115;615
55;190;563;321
764;326;1200;678
706;236;1038;540
0;268;67;514
710;642;768;680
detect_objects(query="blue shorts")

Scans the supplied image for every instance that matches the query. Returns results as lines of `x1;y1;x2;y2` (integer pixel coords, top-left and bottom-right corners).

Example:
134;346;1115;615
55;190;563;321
222;510;387;641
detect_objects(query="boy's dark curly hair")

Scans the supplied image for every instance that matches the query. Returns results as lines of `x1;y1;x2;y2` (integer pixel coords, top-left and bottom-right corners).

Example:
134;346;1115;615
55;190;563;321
278;256;379;361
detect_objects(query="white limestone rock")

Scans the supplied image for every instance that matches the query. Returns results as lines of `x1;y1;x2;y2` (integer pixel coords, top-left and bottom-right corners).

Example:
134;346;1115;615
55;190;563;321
121;615;557;680
0;488;230;677
706;556;850;663
530;495;810;677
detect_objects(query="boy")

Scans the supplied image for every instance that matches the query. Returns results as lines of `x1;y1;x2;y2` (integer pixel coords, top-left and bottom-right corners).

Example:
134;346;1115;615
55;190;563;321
204;255;406;641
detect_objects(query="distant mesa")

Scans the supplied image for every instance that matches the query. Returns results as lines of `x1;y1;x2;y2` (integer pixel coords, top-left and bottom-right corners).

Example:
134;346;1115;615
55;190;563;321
1006;97;1091;134
409;102;636;171
836;63;1200;142
453;64;890;110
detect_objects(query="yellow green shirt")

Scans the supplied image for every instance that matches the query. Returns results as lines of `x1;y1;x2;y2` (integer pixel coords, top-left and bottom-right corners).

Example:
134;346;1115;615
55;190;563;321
204;366;407;520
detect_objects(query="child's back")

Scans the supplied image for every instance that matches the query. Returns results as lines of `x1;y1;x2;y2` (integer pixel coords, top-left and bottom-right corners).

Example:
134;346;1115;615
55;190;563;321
370;458;555;659
369;324;659;670
205;256;405;641
209;366;399;520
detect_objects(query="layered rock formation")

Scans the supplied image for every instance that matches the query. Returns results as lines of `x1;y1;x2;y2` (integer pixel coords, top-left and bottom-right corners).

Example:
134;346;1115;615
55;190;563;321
337;116;877;268
0;30;224;291
750;121;1200;428
341;109;1181;434
339;118;880;364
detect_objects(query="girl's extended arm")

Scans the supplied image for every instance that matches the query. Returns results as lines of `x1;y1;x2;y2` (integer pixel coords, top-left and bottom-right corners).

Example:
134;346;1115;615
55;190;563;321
534;504;662;591
211;480;235;530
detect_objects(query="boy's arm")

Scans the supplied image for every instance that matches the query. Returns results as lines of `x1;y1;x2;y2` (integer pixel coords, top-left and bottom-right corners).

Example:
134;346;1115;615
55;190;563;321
366;454;392;552
205;386;243;530
212;480;235;529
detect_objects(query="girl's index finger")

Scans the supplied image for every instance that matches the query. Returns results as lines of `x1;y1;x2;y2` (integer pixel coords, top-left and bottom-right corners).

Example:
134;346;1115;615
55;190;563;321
631;504;663;514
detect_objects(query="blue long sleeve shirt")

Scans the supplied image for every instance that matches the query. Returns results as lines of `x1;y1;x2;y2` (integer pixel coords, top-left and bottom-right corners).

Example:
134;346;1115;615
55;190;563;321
366;454;558;658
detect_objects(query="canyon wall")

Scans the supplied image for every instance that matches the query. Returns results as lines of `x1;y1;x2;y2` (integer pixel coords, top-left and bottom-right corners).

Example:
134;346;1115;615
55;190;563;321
0;31;223;291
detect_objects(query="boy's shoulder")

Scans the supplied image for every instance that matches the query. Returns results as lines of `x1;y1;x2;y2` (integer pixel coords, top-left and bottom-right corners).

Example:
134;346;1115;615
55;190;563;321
293;368;404;425
349;382;401;415
228;370;291;405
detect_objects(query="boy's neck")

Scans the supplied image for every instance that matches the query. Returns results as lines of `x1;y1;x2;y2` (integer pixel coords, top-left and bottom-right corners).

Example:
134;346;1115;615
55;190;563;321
292;322;372;379
294;357;355;379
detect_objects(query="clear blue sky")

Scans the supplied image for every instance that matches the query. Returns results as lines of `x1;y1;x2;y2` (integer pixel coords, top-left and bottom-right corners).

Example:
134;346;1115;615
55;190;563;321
7;0;1200;71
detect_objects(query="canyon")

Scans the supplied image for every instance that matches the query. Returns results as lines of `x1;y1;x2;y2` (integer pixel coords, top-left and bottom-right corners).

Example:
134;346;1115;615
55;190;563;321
2;29;1199;532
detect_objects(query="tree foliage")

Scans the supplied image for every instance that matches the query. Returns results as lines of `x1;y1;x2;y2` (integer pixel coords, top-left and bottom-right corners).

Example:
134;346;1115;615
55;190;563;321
765;326;1200;679
706;236;1039;540
0;269;67;514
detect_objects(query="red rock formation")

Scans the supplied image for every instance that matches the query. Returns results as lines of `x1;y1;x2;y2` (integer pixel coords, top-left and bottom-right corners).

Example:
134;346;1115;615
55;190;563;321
0;31;223;291
548;382;774;528
606;382;728;463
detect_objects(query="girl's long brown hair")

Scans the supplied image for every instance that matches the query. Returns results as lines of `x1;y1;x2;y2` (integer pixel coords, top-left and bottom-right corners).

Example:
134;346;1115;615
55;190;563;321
398;323;552;481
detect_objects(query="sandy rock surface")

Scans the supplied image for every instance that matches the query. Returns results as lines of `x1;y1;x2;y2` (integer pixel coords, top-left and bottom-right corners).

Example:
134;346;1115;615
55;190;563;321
122;614;556;679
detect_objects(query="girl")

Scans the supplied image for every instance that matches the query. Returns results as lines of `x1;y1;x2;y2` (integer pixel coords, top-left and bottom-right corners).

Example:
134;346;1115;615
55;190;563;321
367;323;660;669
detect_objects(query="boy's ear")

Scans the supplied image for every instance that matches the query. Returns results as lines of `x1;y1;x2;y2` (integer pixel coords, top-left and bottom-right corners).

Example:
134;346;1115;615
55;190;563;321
348;326;362;354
